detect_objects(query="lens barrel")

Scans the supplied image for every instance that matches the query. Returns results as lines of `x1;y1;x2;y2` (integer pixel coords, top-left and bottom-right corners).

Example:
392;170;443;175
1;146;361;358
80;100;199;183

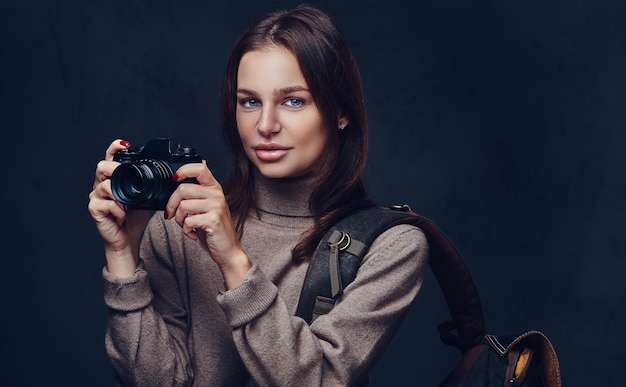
111;159;176;209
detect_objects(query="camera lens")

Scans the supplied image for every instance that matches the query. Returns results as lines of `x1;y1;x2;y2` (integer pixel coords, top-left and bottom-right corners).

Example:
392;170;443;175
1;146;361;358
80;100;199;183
111;159;175;209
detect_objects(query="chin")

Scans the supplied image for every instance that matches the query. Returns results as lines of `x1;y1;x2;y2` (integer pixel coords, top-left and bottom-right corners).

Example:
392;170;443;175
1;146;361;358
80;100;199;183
260;172;298;179
256;167;290;179
256;166;309;180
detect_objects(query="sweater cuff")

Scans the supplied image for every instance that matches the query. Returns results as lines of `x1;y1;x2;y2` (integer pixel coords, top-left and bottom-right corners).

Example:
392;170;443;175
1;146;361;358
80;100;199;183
216;264;278;328
102;266;153;312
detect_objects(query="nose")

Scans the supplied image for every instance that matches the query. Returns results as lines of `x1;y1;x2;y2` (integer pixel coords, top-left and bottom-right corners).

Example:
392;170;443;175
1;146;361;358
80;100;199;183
257;106;281;137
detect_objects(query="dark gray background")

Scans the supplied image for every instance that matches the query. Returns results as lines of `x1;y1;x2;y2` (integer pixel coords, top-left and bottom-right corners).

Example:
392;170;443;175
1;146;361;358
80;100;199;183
1;0;624;385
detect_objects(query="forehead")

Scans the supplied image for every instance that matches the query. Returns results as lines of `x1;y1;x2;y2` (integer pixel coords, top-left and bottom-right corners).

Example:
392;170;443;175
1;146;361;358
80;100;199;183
237;46;307;90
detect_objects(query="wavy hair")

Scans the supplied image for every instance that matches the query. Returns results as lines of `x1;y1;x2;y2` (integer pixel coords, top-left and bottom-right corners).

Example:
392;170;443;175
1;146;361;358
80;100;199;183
221;5;372;261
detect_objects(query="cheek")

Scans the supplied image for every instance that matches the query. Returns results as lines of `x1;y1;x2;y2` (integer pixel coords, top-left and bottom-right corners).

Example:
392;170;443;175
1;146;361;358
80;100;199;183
303;126;330;161
293;110;327;145
236;112;254;145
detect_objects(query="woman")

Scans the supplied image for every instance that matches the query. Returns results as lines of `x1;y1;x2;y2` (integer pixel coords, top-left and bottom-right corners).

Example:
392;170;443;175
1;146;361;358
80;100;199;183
89;5;428;386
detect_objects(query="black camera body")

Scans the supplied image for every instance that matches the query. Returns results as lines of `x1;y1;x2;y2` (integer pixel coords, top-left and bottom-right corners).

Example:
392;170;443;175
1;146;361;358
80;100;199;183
111;138;203;210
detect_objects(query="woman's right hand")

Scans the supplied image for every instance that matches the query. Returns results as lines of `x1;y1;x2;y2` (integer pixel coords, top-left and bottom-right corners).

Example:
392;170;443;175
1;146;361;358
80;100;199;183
88;139;150;277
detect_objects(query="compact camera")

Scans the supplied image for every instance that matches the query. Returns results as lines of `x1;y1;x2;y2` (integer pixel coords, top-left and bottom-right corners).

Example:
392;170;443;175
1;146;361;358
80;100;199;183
111;138;203;210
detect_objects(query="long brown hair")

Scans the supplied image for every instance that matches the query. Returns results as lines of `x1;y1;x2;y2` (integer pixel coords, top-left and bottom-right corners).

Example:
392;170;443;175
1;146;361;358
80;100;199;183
221;5;372;261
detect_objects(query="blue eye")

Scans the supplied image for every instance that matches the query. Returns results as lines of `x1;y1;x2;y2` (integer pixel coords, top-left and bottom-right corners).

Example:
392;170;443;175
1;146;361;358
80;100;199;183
284;98;304;108
241;98;261;108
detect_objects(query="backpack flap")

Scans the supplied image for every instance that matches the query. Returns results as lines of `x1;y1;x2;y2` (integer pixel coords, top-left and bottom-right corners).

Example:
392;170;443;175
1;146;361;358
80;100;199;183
485;331;562;387
440;331;561;387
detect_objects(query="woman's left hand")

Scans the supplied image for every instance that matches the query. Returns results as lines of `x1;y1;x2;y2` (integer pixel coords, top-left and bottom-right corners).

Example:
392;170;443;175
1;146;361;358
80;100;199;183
164;161;251;289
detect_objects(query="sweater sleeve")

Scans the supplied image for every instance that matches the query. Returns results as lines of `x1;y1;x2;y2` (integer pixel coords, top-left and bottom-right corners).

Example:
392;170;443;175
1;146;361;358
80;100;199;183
103;214;194;387
217;224;428;386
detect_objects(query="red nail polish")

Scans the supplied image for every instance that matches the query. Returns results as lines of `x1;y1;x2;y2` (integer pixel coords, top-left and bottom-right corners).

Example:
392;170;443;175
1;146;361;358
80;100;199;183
120;140;130;148
172;173;179;182
163;209;169;219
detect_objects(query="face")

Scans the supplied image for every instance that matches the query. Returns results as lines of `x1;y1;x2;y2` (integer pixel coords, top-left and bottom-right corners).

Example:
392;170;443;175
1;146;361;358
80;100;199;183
236;46;329;179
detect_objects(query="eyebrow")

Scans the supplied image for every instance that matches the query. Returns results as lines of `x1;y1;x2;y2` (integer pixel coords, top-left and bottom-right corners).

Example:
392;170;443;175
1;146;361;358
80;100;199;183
236;86;310;96
276;86;309;95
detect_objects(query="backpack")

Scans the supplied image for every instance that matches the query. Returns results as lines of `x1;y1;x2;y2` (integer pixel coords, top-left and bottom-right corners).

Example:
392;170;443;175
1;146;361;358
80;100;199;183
295;205;562;387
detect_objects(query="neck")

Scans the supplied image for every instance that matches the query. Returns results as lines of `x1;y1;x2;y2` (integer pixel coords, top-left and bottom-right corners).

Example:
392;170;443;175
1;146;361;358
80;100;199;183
254;171;315;218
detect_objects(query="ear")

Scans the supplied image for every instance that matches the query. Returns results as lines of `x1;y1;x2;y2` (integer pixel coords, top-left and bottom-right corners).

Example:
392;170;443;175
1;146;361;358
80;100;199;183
338;115;350;130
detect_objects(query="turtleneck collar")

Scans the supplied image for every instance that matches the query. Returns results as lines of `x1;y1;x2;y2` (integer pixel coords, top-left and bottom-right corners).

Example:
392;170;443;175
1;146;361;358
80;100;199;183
253;171;316;222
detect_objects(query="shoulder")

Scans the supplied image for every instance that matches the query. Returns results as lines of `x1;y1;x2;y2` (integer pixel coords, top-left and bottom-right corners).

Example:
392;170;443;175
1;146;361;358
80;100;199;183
362;223;429;270
345;223;428;298
370;223;428;255
334;205;430;266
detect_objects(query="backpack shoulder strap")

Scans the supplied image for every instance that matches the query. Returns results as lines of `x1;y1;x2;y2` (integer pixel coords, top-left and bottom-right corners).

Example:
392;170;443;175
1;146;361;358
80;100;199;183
295;205;416;324
295;205;485;353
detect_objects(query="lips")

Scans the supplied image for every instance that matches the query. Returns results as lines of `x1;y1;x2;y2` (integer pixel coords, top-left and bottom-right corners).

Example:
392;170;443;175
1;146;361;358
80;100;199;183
253;143;292;161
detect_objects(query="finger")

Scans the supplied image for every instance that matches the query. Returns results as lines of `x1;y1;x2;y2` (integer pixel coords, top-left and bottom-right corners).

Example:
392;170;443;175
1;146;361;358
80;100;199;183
109;199;128;227
171;197;218;226
92;179;127;211
170;181;223;205
182;221;199;240
93;139;131;189
172;196;203;227
94;159;122;188
181;202;234;242
88;191;128;227
182;212;223;241
92;178;114;200
173;161;219;187
165;174;223;220
105;139;131;161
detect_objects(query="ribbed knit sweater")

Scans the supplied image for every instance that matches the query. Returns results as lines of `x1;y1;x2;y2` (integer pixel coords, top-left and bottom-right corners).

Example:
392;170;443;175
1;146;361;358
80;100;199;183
102;175;429;386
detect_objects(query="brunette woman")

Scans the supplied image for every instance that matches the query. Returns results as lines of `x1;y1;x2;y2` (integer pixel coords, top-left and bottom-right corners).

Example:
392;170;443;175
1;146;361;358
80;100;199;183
88;5;428;386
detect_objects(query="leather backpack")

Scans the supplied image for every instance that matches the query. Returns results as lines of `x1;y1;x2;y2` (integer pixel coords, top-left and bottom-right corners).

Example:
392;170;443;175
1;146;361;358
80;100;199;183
296;205;561;386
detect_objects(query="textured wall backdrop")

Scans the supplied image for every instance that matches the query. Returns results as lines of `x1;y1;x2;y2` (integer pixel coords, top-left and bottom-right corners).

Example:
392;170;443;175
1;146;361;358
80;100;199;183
1;0;624;385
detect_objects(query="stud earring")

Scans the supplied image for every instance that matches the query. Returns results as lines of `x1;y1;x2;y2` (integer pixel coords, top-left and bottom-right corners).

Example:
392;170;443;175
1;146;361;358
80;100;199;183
339;123;346;130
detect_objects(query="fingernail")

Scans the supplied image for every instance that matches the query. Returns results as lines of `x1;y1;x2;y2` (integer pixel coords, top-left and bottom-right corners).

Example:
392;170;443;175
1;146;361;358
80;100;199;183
120;140;130;148
164;209;169;219
172;173;179;182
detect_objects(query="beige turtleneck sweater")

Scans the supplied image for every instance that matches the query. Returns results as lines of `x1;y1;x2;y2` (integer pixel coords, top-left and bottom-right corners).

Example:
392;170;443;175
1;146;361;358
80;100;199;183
102;175;429;386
